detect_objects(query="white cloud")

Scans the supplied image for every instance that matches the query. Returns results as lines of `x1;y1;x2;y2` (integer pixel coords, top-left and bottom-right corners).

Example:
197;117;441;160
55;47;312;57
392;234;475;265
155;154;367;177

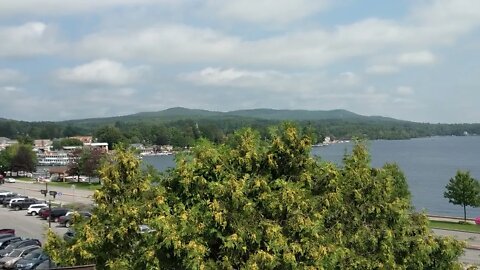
78;25;239;64
181;67;283;87
412;0;480;36
334;72;362;86
0;86;21;92
0;69;26;84
365;65;399;75
56;59;148;86
397;51;436;65
74;9;470;69
0;22;62;58
0;0;174;17
396;86;414;95
204;0;330;25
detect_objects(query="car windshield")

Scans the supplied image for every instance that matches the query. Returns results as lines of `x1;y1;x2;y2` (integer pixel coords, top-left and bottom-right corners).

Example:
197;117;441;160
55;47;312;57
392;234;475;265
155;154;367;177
23;250;42;259
9;249;23;257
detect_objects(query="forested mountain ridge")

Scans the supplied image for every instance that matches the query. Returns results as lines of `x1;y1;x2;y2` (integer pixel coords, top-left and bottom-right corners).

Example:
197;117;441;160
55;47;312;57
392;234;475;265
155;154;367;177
61;107;397;124
0;107;479;147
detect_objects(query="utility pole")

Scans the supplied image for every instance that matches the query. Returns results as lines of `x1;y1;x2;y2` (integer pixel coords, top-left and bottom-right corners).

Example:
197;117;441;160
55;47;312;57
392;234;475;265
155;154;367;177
40;182;57;270
40;182;57;229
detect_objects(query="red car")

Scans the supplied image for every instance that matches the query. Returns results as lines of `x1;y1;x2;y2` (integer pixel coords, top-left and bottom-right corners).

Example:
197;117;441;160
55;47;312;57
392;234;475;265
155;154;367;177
0;229;14;235
39;207;51;220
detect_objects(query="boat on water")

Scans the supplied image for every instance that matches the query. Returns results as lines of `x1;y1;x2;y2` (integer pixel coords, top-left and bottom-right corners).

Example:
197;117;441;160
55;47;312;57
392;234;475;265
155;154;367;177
139;151;174;157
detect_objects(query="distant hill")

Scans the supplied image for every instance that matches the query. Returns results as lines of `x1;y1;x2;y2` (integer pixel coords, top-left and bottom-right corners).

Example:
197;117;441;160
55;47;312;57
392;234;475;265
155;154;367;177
225;108;401;122
2;107;480;143
63;107;402;125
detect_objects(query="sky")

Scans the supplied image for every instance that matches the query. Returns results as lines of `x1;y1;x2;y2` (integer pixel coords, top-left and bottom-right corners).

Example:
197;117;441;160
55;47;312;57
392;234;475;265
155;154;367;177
0;0;479;123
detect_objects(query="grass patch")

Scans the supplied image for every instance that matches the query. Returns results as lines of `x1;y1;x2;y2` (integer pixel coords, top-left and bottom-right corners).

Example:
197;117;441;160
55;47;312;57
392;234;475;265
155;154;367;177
47;181;101;190
429;220;480;233
41;181;101;191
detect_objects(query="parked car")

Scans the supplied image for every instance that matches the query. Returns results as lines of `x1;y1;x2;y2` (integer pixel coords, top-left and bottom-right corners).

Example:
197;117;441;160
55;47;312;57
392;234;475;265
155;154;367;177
58;211;92;227
0;192;16;197
48;208;70;222
0;229;14;235
26;204;48;216
4;178;16;183
0;195;19;206
23;257;55;270
0;235;15;241
63;229;75;242
7;198;27;208
12;249;49;270
10;199;42;211
37;208;49;219
0;236;21;250
0;245;39;268
2;196;27;208
139;225;156;234
0;239;41;258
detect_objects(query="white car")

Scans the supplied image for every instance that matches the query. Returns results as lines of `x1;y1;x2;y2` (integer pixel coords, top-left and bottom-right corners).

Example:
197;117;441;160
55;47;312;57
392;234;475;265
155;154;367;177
5;178;16;183
0;191;14;196
7;197;26;208
27;203;48;215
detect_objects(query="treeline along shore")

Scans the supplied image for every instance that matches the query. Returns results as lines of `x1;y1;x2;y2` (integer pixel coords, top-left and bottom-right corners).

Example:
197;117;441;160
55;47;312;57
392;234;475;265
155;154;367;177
1;107;479;148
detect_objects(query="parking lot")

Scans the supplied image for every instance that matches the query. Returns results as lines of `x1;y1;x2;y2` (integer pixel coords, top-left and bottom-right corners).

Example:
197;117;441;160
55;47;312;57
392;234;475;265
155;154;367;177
0;204;68;242
1;181;93;206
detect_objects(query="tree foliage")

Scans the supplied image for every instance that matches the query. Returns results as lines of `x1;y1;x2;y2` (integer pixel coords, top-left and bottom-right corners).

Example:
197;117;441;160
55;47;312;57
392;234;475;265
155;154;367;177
381;163;411;200
52;138;84;150
45;124;465;269
94;126;125;150
3;112;480;147
444;170;480;222
0;145;16;175
67;148;107;183
0;144;36;174
11;144;37;173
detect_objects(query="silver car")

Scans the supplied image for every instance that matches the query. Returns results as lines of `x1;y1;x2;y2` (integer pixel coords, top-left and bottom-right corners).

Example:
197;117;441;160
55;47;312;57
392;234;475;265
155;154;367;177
0;245;39;269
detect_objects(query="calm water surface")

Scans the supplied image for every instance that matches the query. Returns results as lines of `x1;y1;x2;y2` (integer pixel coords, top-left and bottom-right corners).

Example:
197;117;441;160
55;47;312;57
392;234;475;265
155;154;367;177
143;136;480;217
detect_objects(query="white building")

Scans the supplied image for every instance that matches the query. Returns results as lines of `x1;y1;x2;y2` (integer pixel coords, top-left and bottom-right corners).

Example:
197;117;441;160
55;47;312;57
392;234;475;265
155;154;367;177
37;151;70;166
0;137;17;151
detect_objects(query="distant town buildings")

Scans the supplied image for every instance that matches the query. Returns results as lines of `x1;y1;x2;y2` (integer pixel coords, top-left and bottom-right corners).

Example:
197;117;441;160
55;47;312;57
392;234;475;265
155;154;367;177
131;143;174;156
0;137;17;151
70;136;93;144
34;139;53;151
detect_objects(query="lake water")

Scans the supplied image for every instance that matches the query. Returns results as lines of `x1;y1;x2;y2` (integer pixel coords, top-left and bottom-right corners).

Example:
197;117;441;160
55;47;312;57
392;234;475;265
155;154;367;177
143;136;480;218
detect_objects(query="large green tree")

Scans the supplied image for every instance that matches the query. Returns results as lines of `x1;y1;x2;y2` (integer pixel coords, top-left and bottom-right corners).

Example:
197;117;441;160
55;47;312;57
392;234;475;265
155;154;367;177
94;126;125;150
11;144;37;173
52;138;84;150
80;148;106;182
444;170;480;222
0;145;16;175
45;124;465;269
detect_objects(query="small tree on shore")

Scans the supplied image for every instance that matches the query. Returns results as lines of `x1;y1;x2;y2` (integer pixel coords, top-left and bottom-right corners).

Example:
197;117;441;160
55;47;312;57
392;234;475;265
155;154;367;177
444;170;480;222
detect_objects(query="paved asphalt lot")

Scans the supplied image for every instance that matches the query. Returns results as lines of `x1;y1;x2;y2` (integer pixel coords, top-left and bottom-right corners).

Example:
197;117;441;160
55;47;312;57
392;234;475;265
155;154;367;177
1;181;94;205
0;205;68;242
